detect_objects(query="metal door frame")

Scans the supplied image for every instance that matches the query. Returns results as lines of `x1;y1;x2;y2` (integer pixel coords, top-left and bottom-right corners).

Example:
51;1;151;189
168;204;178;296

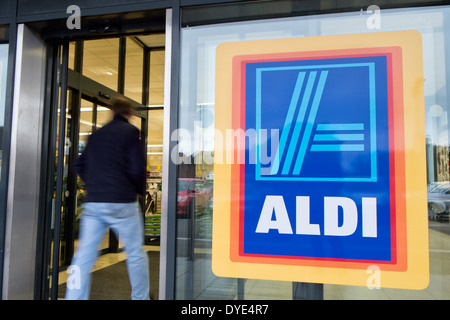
2;23;47;300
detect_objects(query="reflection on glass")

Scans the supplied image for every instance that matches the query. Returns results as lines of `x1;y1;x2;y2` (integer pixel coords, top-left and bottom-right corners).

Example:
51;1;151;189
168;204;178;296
176;178;213;219
178;6;450;300
0;44;8;181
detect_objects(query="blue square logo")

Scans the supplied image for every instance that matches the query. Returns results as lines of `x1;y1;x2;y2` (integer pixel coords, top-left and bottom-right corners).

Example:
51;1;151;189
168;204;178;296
243;56;392;262
246;57;387;182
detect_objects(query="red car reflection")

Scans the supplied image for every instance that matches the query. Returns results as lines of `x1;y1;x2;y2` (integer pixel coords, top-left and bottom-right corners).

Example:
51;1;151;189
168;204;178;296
177;178;212;218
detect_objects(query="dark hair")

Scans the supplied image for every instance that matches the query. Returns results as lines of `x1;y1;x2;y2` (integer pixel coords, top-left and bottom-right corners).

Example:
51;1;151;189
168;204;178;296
111;97;134;117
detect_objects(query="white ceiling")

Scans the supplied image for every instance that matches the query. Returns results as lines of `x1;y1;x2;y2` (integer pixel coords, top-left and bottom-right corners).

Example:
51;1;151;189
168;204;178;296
75;34;165;105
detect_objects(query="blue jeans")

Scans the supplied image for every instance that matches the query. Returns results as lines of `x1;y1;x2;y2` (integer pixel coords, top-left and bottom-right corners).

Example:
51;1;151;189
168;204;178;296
65;202;149;300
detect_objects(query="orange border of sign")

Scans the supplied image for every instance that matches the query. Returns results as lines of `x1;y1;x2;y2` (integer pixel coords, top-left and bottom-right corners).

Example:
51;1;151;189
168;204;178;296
229;47;407;272
213;31;428;289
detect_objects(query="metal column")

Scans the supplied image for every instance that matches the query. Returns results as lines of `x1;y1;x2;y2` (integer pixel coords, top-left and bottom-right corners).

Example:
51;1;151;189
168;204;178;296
2;24;47;300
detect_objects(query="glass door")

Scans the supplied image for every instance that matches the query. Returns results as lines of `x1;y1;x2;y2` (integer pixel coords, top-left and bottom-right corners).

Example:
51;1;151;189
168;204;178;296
39;45;150;300
38;31;166;299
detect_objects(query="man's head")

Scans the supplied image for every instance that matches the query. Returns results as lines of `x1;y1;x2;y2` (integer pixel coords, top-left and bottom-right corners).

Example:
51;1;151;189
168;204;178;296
111;97;135;118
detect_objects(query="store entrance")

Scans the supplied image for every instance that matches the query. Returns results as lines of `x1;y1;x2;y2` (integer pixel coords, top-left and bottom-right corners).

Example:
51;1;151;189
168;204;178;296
38;33;165;300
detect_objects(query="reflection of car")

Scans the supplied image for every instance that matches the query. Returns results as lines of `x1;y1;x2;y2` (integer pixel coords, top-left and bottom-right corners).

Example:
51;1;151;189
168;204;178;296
206;172;213;181
428;182;450;221
177;178;212;218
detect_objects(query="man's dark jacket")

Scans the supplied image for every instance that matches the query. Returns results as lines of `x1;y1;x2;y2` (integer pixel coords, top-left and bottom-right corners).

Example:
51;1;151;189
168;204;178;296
74;114;146;203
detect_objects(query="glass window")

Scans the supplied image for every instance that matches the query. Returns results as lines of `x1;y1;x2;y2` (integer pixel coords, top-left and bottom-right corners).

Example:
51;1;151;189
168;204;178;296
68;42;75;71
130;34;165;107
147;109;163;174
79;98;95;147
95;104;113;129
128;114;142;132
82;38;119;92
149;50;165;106
177;5;450;300
125;38;143;103
0;43;8;181
146;109;163;218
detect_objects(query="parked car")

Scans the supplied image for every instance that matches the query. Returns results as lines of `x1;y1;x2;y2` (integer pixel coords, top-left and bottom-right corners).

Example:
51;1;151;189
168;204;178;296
428;182;450;221
177;178;212;218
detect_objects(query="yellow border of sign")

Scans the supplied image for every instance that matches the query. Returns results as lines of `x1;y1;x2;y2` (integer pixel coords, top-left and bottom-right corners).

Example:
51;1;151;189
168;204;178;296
212;31;428;290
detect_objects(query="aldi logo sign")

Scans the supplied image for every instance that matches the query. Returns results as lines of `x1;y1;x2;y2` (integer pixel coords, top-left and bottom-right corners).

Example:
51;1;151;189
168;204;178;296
213;32;429;290
246;55;390;261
